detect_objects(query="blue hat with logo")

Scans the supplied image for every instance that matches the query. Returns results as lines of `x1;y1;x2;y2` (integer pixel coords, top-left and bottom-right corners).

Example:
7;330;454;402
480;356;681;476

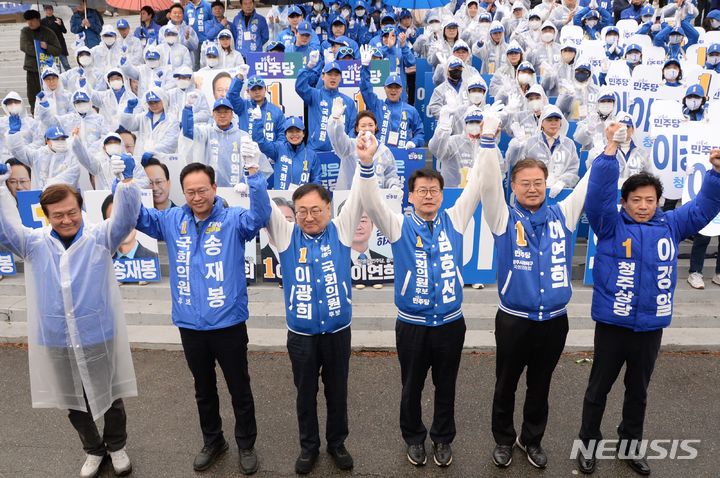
641;5;655;17
385;73;402;87
145;90;162;103
145;50;160;60
332;16;347;26
218;29;232;39
247;76;266;89
284;116;305;131
287;5;303;16
685;84;705;98
468;77;487;91
625;43;642;53
72;90;90;103
381;12;397;24
448;57;464;69
329;35;351;46
575;62;591;72
41;67;59;79
616;111;634;127
663;57;681;68
399;9;411;19
708;43;720;55
205;45;219;57
173;66;193;78
707;10;720;20
464;106;483;123
116;19;129;29
212;97;233;110
45;125;68;140
265;40;285;52
322;61;342;73
517;60;535;72
298;21;313;35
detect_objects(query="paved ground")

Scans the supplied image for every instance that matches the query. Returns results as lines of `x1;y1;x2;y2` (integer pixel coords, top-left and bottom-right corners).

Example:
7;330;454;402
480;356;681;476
0;345;718;478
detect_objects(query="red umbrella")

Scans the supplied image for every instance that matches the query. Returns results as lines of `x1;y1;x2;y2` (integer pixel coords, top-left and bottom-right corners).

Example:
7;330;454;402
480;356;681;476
106;0;176;11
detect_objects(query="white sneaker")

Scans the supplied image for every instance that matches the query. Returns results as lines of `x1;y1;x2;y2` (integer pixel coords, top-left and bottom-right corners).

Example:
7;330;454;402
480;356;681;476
109;447;132;476
355;284;366;289
471;283;485;289
687;272;705;289
372;283;384;289
80;454;104;478
712;274;720;286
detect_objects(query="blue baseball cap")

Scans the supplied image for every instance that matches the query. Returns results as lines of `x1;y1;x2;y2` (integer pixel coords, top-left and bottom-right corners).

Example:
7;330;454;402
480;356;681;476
41;68;59;79
205;45;219;57
641;5;655;16
103;133;122;144
583;10;600;20
212;97;233;111
329;35;351;46
332;16;348;26
247;76;266;89
381;12;397;24
322;61;341;73
381;25;394;35
468;77;487;92
399;9;411;19
116;19;129;29
453;40;469;52
464;106;483;123
517;60;535;72
145;90;162;103
287;5;303;16
173;66;193;78
385;74;402;87
616;112;633;127
265;40;285;52
145;50;160;60
298;21;313;35
670;26;685;37
45;125;67;140
72;90;90;103
284;116;305;131
664;57;681;68
708;43;720;55
606;26;619;35
337;46;354;59
708;10;720;21
506;43;523;55
489;22;504;34
625;43;642;53
444;20;459;29
448;57;464;69
218;29;232;39
685;84;705;98
575;62;591;72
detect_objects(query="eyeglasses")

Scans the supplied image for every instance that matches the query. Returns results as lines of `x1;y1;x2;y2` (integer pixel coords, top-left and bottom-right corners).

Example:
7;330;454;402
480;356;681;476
515;180;546;191
183;188;211;198
49;209;81;221
414;188;441;197
6;179;30;186
296;207;325;219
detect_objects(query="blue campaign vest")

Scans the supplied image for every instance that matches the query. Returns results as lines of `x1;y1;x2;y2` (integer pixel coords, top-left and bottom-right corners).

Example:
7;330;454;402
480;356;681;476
280;222;353;335
494;201;575;321
392;212;464;326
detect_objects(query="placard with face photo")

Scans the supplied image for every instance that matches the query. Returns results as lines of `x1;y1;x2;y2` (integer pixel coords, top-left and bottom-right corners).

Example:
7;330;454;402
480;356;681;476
259;190;295;283
216;187;258;282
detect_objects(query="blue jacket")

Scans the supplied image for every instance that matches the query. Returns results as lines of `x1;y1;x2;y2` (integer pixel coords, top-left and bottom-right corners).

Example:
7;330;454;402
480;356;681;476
184;0;214;43
379;42;416;102
226;77;286;138
135;174;271;331
276;26;321;51
360;65;424;147
653;20;699;57
251;117;321;189
232;10;268;53
296;67;357;152
620;4;644;21
587;153;720;331
70;10;103;49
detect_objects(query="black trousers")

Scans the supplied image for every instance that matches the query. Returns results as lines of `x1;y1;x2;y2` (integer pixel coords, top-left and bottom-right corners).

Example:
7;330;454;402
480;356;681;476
26;70;41;114
579;322;663;443
492;310;568;447
396;317;466;446
179;322;257;450
68;395;127;456
287;327;351;454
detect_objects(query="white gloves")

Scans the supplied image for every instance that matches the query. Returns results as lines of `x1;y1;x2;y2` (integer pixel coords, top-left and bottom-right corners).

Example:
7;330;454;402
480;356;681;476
482;113;501;136
331;96;346;119
360;44;373;67
438;104;454;130
510;122;525;139
612;125;628;144
307;50;320;69
486;101;505;114
185;91;200;106
250;105;262;122
237;64;250;79
324;48;335;64
601;59;609;73
234;182;248;193
549;180;565;198
507;94;523;112
240;136;260;169
111;155;126;178
560;79;575;94
404;141;416;149
589;0;598;9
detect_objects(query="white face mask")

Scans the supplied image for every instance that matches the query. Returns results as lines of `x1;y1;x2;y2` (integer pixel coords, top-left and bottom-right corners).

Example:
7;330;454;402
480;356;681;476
528;98;543;112
469;92;485;105
605;35;618;45
51;140;68;153
105;143;122;156
712;19;720;29
517;72;533;85
664;68;679;80
166;35;177;45
669;35;682;45
686;98;702;110
529;19;541;30
709;55;720;65
75;102;92;114
341;8;351;18
109;79;124;90
430;22;441;33
7;103;22;115
103;36;116;47
626;53;641;63
651;22;661;32
206;58;219;67
465;123;481;135
146;59;160;68
586;20;598;28
176;78;192;90
78;55;92;67
541;32;554;42
356;8;365;16
597;102;614;115
313;3;323;11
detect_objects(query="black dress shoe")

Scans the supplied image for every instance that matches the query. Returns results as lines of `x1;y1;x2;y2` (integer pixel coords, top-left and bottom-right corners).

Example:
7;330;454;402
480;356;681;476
621;456;651;475
239;448;258;475
516;438;547;469
577;454;596;474
432;442;452;467
492;444;513;467
328;445;353;470
406;443;427;466
193;439;229;471
295;450;319;475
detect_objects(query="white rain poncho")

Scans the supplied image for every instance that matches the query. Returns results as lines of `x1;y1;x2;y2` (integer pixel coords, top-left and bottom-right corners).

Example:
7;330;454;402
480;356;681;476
0;91;40;160
7;133;81;189
157;23;193;69
119;87;180;158
91;68;138;132
0;181;141;420
506;104;580;187
73;132;150;190
328;115;402;191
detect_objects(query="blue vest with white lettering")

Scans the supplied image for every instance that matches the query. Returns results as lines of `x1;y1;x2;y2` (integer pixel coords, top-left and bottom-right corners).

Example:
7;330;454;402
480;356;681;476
280;223;353;335
494;201;575;321
392;212;464;326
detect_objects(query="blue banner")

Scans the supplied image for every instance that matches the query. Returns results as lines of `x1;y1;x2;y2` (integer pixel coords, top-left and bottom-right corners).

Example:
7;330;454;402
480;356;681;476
34;39;61;81
114;257;161;283
390;147;425;209
0;251;16;275
317;151;341;190
17;190;46;229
